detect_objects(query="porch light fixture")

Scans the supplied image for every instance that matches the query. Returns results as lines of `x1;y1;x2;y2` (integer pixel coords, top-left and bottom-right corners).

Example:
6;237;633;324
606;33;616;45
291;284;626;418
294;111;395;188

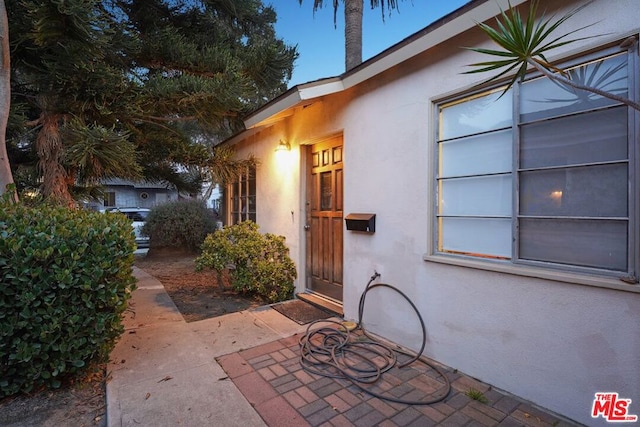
275;139;291;152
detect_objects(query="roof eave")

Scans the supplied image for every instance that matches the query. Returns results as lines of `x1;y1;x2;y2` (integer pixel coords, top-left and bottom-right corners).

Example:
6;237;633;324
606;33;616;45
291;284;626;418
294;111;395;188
342;0;528;88
242;0;528;130
243;77;344;129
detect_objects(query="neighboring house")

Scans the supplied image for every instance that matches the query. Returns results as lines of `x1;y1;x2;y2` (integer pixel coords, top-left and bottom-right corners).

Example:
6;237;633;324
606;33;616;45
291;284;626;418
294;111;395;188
95;179;179;210
223;0;639;424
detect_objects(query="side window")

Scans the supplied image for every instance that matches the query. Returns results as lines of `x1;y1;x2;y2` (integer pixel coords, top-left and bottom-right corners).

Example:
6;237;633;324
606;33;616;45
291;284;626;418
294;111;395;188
435;48;635;278
127;212;147;222
227;166;256;225
104;192;116;207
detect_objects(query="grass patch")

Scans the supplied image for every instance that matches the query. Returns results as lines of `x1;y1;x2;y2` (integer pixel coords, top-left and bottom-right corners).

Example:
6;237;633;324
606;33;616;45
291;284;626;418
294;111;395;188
465;388;489;404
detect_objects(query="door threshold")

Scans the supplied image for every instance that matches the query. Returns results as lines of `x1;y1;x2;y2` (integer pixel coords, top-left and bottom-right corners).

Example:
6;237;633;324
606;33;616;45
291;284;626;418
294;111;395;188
296;292;343;317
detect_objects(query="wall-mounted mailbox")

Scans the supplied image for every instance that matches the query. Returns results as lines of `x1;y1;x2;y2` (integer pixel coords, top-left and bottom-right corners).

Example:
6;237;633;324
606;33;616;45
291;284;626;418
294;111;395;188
345;213;376;233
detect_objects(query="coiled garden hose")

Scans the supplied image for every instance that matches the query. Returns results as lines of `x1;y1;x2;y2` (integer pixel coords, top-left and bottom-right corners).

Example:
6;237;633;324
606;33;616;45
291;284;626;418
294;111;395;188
298;273;451;405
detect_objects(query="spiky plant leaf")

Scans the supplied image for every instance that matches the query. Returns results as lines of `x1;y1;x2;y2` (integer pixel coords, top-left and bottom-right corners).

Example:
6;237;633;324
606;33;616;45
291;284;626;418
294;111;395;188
465;0;598;94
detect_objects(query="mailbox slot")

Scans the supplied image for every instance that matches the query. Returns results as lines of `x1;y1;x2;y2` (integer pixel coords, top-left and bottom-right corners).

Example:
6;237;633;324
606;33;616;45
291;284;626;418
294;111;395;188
345;213;376;233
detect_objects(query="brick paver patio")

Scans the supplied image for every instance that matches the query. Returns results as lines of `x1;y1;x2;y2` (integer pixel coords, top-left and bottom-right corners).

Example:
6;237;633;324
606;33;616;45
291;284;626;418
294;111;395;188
218;331;581;427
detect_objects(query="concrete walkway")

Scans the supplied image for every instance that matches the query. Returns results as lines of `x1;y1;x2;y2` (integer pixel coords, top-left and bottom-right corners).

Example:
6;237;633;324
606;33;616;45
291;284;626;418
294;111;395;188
107;267;580;427
106;267;309;426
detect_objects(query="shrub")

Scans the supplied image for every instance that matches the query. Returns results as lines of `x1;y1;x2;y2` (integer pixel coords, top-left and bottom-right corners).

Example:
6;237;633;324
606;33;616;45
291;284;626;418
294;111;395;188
196;221;296;303
143;199;216;252
0;200;136;396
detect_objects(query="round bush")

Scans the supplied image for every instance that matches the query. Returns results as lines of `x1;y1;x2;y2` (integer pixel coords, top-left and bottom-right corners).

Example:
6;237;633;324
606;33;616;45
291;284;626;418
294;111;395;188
143;199;216;252
0;201;136;396
196;221;296;303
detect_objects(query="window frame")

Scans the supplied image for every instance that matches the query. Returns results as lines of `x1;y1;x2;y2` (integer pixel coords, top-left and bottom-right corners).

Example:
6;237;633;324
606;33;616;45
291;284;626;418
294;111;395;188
226;165;256;225
436;86;515;260
429;42;639;289
104;191;116;208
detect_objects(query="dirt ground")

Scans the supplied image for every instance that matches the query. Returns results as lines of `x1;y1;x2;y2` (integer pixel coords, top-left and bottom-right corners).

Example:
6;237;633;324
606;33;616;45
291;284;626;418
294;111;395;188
0;364;108;427
134;252;265;322
0;253;259;426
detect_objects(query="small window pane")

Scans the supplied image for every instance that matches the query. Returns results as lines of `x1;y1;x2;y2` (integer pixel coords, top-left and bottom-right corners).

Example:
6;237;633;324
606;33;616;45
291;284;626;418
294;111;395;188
520;164;628;217
104;192;116;207
320;172;332;210
440;175;512;216
440;89;512;140
440;217;511;258
520;218;627;271
336;169;343;211
520;106;627;169
520;54;628;121
440;129;512;178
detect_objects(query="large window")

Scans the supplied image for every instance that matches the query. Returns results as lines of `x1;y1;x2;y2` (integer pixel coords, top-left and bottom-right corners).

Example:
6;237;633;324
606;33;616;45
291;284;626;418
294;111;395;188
227;166;256;224
436;46;637;279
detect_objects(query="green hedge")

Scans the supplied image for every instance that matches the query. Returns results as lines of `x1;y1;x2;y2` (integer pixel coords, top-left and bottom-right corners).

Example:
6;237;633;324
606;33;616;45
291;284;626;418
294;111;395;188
0;202;136;396
143;199;216;252
196;221;296;303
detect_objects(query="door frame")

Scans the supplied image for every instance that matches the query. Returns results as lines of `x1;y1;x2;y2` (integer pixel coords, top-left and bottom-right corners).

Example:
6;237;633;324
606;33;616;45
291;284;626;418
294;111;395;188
302;135;344;305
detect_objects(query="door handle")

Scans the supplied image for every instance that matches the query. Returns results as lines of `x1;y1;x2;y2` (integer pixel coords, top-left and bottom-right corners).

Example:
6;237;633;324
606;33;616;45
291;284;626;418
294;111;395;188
304;225;311;230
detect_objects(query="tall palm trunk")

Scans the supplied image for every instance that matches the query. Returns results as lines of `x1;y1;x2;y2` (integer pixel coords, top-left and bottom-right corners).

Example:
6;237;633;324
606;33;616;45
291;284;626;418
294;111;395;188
0;0;16;201
36;112;74;207
302;0;401;72
344;0;363;70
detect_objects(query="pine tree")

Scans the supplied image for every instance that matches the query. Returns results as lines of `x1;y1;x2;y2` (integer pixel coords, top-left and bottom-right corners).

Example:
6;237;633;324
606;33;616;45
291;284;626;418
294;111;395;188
7;0;297;205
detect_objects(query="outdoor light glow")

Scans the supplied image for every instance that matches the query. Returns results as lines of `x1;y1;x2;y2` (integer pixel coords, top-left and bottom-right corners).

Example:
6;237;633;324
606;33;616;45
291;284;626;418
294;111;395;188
275;139;290;152
274;138;295;172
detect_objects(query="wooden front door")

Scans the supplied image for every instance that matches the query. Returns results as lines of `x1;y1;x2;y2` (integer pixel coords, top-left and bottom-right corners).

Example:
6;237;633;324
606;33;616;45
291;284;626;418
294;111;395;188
306;137;344;302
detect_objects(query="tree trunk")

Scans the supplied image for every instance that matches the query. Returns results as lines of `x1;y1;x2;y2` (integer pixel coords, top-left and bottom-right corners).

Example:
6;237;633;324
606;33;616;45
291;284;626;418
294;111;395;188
36;112;75;207
0;0;16;201
344;0;363;71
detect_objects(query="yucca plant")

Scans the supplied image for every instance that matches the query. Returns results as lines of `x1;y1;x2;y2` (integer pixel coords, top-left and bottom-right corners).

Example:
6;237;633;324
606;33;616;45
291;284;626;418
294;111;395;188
465;0;640;111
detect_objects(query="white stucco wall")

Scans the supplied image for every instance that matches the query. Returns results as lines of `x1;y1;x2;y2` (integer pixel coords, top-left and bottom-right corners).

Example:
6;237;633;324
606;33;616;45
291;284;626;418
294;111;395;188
232;1;640;424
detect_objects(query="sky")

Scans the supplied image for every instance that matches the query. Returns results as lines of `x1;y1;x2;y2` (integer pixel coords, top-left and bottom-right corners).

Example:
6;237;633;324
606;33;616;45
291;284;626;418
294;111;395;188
268;0;471;87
